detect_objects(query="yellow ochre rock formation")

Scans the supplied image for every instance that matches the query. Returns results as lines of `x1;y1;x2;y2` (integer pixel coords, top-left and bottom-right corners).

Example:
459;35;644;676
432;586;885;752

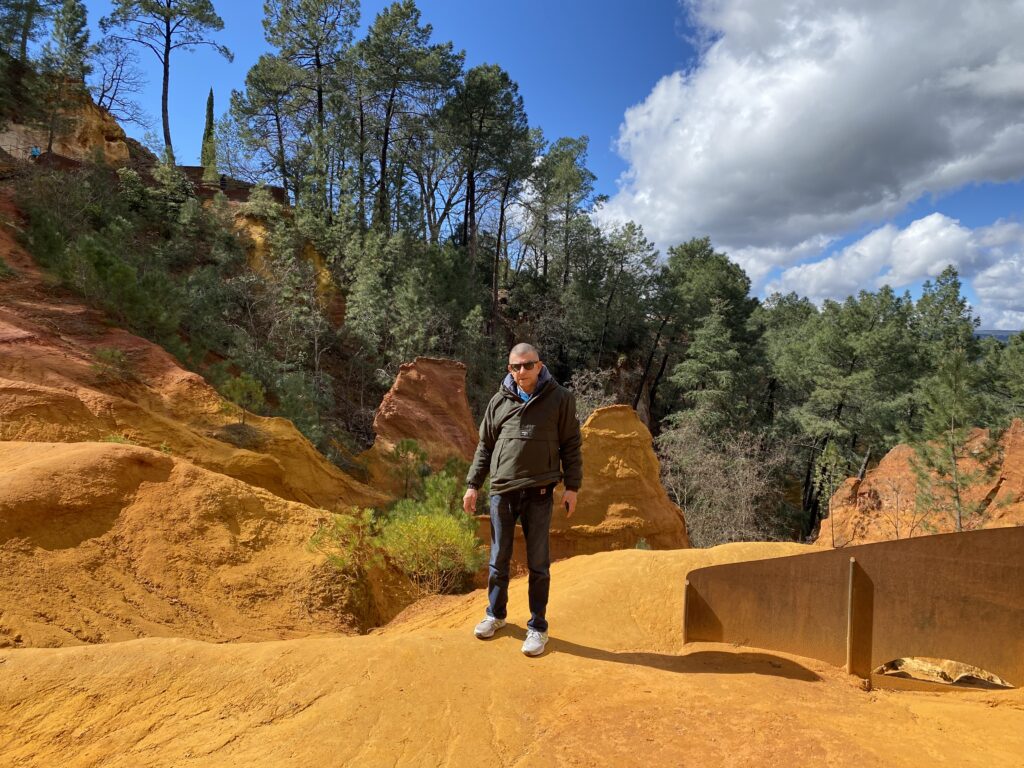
233;212;346;327
0;89;130;165
0;441;414;648
816;419;1024;547
551;404;689;552
2;544;1022;768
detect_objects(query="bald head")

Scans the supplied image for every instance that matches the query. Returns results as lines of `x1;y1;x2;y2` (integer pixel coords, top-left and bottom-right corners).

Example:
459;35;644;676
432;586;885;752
509;342;539;360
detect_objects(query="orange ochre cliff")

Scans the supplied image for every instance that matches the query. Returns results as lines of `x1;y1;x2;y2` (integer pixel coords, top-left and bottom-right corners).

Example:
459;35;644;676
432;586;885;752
816;420;1024;547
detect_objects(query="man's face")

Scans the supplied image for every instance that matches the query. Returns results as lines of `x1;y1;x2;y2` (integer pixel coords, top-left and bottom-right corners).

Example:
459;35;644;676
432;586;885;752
508;352;542;392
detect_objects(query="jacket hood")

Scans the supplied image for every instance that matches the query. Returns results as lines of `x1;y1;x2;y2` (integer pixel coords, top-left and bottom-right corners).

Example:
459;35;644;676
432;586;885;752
502;364;553;398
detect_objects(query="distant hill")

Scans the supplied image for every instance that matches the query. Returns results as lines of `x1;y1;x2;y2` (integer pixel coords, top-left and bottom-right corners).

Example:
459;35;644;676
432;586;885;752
976;329;1021;342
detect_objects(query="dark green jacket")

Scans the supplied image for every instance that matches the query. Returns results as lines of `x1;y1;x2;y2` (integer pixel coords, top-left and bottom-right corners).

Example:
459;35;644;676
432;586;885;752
466;371;583;495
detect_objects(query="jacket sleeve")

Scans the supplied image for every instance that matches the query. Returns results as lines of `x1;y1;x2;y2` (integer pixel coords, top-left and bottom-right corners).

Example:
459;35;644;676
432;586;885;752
466;397;498;489
558;391;583;491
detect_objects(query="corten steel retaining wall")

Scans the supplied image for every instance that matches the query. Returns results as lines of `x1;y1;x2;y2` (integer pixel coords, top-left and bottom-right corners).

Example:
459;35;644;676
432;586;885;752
683;527;1024;688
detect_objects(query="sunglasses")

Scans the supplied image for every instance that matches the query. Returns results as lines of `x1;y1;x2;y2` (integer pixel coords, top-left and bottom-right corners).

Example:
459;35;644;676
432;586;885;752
508;361;540;372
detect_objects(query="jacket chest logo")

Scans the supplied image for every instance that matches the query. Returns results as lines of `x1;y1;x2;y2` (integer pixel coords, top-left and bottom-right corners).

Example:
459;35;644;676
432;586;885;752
518;424;535;438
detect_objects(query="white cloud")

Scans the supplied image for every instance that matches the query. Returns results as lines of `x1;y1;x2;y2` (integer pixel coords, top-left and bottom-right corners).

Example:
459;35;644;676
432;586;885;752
881;214;975;286
764;214;1024;328
764;224;898;302
974;248;1024;329
599;0;1024;285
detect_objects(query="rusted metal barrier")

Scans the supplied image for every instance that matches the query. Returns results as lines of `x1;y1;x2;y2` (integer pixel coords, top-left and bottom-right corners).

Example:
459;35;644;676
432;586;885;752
683;527;1024;689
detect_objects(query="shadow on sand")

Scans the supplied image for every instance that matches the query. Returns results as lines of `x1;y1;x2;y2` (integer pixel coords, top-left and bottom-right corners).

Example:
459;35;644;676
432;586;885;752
500;624;820;682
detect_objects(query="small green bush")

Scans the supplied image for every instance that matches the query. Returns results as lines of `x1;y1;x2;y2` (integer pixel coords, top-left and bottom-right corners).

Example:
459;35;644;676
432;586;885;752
309;508;385;578
91;347;134;382
390;438;429;499
379;509;484;595
380;466;485;594
220;373;265;424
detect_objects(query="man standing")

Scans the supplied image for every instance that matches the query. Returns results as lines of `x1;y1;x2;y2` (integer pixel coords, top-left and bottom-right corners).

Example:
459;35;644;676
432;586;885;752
463;343;583;656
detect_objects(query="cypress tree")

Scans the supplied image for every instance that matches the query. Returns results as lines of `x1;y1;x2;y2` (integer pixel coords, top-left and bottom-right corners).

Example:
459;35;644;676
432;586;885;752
201;86;218;181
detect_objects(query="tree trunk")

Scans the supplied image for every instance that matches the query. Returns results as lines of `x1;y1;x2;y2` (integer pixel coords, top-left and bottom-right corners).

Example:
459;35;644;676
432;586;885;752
18;3;35;63
597;261;626;367
161;19;173;161
648;350;671;418
801;438;824;538
949;430;963;531
464;165;477;263
856;447;871;480
541;215;548;278
45;78;61;153
634;313;670;409
562;192;571;288
274;113;289;201
357;97;366;229
375;88;396;232
491;175;511;332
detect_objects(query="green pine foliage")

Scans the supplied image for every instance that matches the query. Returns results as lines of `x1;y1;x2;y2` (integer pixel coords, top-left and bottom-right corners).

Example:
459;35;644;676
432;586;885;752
311;465;484;596
910;344;1001;532
381;468;486;594
309;508;385;579
220;373;265;424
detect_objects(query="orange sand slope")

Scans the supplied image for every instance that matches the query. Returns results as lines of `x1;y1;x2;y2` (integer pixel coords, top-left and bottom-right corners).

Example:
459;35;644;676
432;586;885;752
3;544;1022;768
0;441;412;647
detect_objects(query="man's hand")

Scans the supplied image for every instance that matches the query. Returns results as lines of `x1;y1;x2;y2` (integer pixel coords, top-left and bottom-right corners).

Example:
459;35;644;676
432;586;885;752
463;488;478;515
562;490;578;519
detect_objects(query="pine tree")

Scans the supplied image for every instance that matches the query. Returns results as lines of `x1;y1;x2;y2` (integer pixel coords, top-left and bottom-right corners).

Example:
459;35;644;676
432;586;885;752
670;299;746;433
911;343;999;532
41;0;91;152
102;0;233;162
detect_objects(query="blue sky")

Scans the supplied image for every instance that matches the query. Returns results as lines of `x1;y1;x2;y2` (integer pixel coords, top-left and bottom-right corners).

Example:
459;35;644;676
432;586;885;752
80;0;1024;328
83;0;690;191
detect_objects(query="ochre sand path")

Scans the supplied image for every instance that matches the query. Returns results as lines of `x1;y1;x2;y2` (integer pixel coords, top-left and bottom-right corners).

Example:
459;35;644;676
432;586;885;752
2;545;1022;767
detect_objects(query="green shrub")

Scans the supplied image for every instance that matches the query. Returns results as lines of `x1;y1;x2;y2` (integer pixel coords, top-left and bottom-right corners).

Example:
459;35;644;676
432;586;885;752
220;373;265;424
309;508;385;578
390;438;429;499
379;466;486;594
91;347;134;382
378;508;484;595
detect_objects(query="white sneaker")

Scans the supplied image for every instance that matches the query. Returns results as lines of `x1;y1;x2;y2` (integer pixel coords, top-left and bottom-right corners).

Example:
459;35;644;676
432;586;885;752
474;615;506;639
521;629;548;656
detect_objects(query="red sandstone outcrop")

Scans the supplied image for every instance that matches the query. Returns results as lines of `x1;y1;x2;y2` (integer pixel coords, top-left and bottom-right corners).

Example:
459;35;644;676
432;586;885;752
0;90;130;165
0;442;413;647
478;404;690;568
815;420;1024;547
359;357;479;496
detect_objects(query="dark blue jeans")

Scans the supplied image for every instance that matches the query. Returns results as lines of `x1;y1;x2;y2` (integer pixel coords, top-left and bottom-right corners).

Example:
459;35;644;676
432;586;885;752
486;486;554;633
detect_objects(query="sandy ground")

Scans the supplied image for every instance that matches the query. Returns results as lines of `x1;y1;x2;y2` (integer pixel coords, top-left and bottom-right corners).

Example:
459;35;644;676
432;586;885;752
2;543;1022;768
